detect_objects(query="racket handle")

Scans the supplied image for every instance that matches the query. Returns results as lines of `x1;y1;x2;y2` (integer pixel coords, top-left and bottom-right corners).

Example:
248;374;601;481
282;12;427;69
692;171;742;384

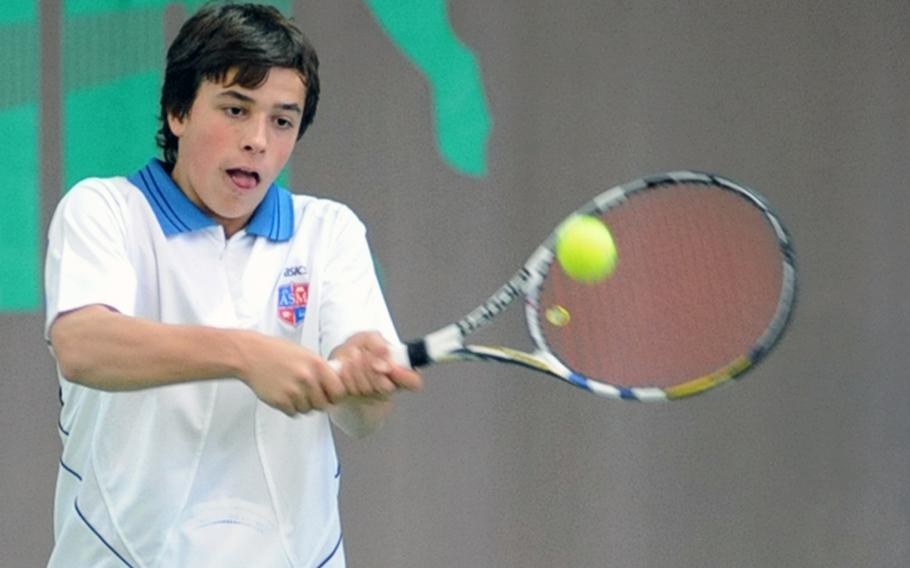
326;342;415;374
389;342;413;368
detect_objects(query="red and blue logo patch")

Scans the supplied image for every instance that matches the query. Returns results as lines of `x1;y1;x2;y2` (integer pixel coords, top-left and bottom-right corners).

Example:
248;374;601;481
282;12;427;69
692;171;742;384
278;282;309;327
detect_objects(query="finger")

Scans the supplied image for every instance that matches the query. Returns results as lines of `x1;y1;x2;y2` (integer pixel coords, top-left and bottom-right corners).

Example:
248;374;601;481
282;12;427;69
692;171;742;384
376;375;397;394
303;379;331;411
276;400;297;417
370;356;392;374
355;331;390;353
261;387;301;417
322;365;348;403
355;352;388;397
309;357;347;404
291;392;312;415
359;373;395;399
325;381;347;404
367;340;391;359
338;350;368;398
389;367;423;392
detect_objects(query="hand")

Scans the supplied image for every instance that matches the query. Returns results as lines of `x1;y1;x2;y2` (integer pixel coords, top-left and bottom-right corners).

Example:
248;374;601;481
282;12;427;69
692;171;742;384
236;331;346;417
328;332;423;438
330;332;423;401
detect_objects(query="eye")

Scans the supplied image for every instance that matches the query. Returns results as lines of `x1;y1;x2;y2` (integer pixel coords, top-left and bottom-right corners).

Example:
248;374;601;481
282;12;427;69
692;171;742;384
224;106;245;118
274;116;296;130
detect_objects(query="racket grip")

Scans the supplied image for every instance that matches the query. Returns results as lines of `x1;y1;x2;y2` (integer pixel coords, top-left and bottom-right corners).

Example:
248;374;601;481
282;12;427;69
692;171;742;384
389;342;413;368
326;342;415;374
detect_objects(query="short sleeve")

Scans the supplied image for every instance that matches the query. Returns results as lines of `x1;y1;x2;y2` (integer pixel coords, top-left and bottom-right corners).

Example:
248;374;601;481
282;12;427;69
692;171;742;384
44;179;139;338
317;208;399;357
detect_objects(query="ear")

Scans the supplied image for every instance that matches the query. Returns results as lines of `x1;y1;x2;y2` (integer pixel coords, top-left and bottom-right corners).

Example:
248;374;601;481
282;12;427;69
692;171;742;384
167;111;187;137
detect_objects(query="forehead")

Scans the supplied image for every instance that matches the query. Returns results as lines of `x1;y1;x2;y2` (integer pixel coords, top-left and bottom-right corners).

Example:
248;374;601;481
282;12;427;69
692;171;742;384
201;67;307;104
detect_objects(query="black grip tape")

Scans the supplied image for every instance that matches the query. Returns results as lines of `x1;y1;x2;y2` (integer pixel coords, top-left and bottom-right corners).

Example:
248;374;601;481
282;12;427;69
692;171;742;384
406;340;430;368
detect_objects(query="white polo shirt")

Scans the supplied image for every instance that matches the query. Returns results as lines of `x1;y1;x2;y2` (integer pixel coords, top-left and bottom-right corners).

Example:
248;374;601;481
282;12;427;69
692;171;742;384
45;159;398;568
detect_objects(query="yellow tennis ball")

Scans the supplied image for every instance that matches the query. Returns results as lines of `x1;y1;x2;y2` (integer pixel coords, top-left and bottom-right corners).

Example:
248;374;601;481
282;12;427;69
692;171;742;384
545;305;571;326
555;215;618;283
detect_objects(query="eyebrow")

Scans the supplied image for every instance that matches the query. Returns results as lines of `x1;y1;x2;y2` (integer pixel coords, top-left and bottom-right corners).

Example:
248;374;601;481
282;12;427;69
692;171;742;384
216;90;303;114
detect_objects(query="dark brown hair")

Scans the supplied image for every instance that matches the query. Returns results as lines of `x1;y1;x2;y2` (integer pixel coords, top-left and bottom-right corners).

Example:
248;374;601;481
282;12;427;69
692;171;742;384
157;2;320;164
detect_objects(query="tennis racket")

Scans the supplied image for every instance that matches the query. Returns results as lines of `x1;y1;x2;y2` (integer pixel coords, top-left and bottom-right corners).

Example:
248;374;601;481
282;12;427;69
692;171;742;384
388;171;795;402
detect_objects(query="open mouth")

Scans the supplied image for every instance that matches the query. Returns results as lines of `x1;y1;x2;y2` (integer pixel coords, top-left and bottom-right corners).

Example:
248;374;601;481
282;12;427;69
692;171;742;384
226;168;260;190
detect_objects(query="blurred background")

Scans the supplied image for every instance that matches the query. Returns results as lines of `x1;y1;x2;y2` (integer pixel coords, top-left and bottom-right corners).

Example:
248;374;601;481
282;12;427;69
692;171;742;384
2;1;908;566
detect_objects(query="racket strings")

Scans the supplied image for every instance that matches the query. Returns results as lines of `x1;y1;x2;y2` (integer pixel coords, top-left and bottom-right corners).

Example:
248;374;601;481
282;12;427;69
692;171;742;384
537;182;785;389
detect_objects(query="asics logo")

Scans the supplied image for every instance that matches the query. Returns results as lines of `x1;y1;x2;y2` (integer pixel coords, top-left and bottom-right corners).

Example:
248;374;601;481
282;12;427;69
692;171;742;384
283;265;307;277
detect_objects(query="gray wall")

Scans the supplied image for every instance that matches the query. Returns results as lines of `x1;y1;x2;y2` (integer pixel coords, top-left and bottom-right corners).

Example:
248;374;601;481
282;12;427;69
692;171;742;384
2;1;908;566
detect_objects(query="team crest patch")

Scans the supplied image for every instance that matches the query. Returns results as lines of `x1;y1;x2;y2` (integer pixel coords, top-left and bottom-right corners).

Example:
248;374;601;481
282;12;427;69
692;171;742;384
278;282;309;327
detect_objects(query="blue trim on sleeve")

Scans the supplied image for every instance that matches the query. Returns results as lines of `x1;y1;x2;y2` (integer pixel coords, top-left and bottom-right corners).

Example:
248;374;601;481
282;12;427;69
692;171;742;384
74;499;135;567
59;458;83;481
315;532;344;568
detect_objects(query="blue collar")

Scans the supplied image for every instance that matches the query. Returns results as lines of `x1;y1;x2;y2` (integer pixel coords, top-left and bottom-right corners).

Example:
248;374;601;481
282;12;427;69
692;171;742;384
127;159;294;242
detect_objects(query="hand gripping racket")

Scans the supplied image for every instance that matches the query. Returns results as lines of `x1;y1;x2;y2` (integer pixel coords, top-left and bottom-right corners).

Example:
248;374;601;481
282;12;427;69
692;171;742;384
393;172;796;402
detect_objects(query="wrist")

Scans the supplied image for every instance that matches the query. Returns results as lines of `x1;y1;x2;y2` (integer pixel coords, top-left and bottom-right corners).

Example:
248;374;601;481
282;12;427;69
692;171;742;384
224;328;257;384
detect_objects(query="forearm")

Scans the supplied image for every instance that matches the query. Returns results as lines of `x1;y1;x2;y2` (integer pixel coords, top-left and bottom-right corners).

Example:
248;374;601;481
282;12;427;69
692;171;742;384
50;305;248;391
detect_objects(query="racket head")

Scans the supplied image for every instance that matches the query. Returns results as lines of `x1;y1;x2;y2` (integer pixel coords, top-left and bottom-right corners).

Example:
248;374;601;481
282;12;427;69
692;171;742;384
525;172;796;402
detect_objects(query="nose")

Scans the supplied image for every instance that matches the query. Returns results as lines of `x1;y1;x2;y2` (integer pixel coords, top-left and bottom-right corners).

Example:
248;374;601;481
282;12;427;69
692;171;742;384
242;116;268;154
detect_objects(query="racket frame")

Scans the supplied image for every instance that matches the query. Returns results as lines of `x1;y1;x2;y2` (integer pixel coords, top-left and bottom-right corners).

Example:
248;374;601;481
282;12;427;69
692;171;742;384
396;171;797;402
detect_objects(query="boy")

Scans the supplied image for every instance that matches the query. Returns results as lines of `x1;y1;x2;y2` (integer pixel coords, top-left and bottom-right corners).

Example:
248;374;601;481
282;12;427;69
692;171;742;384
45;4;421;566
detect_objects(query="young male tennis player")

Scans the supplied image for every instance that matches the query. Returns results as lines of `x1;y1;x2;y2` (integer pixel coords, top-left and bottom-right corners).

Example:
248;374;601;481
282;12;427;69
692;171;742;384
44;4;421;566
